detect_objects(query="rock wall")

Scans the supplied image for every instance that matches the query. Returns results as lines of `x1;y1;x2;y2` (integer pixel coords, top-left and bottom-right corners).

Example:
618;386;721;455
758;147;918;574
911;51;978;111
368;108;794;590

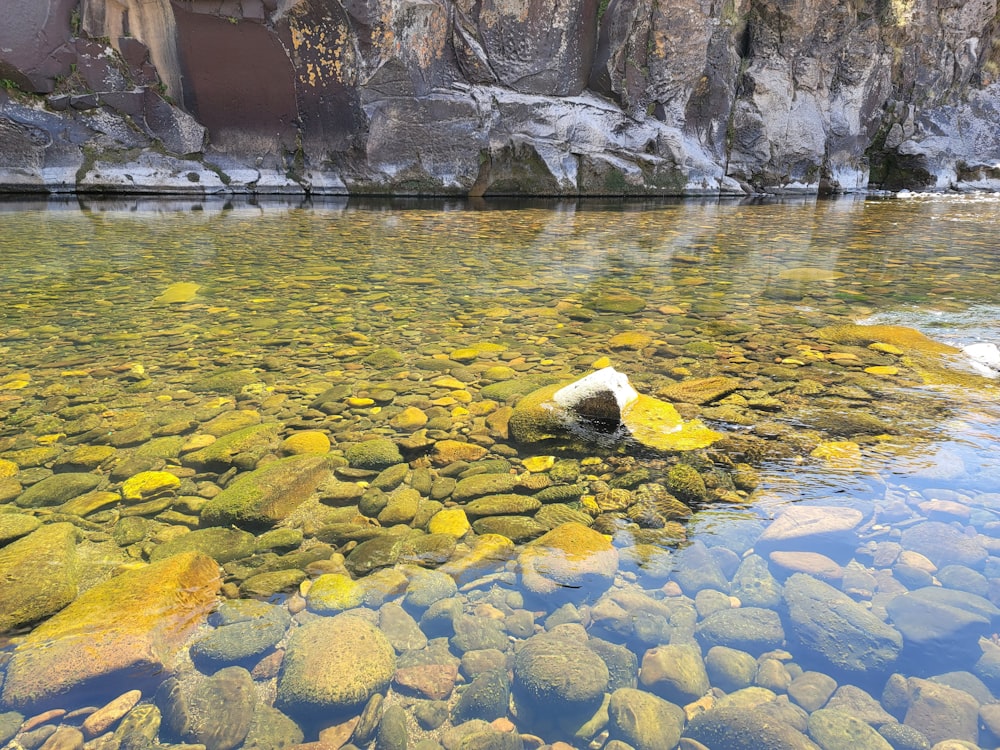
0;0;998;196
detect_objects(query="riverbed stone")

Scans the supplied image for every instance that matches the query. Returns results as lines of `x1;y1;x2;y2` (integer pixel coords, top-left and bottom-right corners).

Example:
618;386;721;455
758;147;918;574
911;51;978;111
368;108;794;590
512;629;609;725
465;493;541;518
784;573;902;678
517;521;618;597
121;470;180;501
876;723;931;750
807;708;893;750
200;454;329;529
684;705;821;749
0;522;79;633
276;614;396;719
608;687;685;750
788;671;838;712
672;539;729;594
756;505;864;554
150;526;257;563
730;554;783;608
886;586;1000;666
451;669;510;722
15;472;102;508
190;599;290;668
242;704;304;750
639;643;710;704
695;607;785;656
0;512;41;545
345;438;404;470
182;423;281;470
1;551;220;710
453;473;521;501
901;678;980;746
899;522;988;570
158;666;257;750
705;646;758;693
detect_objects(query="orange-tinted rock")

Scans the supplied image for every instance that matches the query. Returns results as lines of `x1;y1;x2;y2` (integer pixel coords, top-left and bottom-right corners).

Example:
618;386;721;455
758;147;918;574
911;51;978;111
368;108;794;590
1;551;220;711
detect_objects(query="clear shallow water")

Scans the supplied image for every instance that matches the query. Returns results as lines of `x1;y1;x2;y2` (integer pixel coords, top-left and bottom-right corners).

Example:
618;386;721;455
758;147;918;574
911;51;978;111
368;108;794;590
0;195;999;749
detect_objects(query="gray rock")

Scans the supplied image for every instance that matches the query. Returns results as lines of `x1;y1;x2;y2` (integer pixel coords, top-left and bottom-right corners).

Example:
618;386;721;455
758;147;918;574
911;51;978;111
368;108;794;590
405;569;459;611
756;505;864;554
345;439;404;470
451;614;507;654
380;601;428;652
695;607;785;656
825;685;895;727
876;723;931;750
190;599;290;668
451;670;510;723
899;522;988;570
672;539;729;594
731;554;783;608
607;688;685;750
807;708;893;750
440;720;524;750
376;704;408;750
886;586;999;667
0;712;24;746
788;671;837;712
157;667;257;750
935;565;989;597
784;573;902;677
242;704;304;750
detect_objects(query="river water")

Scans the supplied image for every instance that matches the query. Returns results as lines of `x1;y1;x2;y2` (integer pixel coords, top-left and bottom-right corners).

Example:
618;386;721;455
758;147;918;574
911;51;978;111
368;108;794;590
0;194;999;750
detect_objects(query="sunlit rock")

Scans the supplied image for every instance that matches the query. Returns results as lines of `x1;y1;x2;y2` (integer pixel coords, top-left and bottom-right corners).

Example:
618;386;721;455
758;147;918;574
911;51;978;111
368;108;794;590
964;342;1000;378
155;282;200;304
509;367;723;451
1;551;220;711
518;521;619;597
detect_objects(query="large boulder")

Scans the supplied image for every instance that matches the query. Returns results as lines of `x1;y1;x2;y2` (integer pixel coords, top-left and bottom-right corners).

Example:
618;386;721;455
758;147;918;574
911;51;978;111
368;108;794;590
518;521;619;598
0;522;79;633
1;551;220;710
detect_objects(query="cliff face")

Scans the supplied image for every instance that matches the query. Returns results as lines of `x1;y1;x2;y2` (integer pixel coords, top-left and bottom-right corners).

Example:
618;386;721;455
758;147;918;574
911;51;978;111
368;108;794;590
1;0;998;196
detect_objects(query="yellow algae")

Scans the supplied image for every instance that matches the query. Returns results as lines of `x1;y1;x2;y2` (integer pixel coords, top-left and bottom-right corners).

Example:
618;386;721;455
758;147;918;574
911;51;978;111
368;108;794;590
155;282;200;304
37;433;65;445
428;508;471;537
811;441;862;463
449;348;479;362
869;342;904;355
622;394;724;451
0;380;30;390
608;331;653;350
591;356;613;369
817;324;959;356
60;491;121;517
777;267;845;282
60;370;90;377
122;471;181;502
432;376;467;389
865;366;899;376
281;431;331;455
522;456;556;473
346;397;375;407
0;459;18;478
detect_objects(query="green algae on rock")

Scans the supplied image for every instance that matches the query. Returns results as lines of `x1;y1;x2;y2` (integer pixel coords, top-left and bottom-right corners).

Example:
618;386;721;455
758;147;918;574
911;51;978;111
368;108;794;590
200;454;330;529
0;522;79;633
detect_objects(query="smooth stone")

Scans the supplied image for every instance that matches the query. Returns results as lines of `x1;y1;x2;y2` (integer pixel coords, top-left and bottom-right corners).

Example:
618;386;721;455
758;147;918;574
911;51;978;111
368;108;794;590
379;487;421;525
241;704;304;750
16;472;102;508
1;552;220;710
902;678;980;746
705;646;758;693
877;723;931;750
376;703;408;750
346;534;405;576
394;662;459;701
517;521;619;597
150;527;256;563
730;554;783;609
380;601;428;652
200;454;330;529
452;473;521;501
239;569;307;598
202;410;262;437
784;573;902;677
885;586;1000;665
451;670;510;722
672;539;729;595
639;643;710;705
37;726;84;750
427;508;472;538
121;471;180;501
189;368;259;395
756;505;864;553
657;376;741;405
464;494;541;518
431;440;488;466
0;522;79;633
82;690;143;737
276;614;395;719
684;705;820;749
769;551;844;581
755;658;792;693
451;614;508;654
157;666;256;750
472;515;548;542
608;687;685;750
281;431;331;455
695;607;785;657
190;600;290;668
512;629;609;719
936;565;989;597
807;708;893;750
788;671;838;712
899;522;988;570
182;423;281;469
345;438;404;470
0;512;41;545
825;685;895;727
405;569;459;611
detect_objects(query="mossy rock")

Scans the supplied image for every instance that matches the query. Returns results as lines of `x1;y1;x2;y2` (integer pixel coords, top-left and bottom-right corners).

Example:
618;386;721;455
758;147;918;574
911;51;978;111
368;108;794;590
344;438;403;470
150;527;257;564
0;523;79;633
16;472;103;509
183;423;282;470
190;369;260;395
200;455;330;530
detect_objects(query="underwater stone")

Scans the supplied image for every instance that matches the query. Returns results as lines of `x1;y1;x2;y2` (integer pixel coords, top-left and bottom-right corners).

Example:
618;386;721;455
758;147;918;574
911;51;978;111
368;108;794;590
0;522;79;633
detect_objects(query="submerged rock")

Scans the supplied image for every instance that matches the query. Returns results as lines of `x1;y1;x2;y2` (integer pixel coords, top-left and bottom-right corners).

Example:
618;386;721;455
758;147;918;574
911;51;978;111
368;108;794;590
1;551;220;710
518;521;619;597
0;522;79;633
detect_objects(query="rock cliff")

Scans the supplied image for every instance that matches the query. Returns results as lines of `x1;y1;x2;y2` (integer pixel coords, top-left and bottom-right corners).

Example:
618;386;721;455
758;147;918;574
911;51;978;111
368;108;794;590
1;0;998;196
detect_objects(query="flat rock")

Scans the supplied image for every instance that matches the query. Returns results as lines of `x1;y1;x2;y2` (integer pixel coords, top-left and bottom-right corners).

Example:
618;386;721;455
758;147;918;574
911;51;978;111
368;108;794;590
0;522;79;633
784;573;901;678
684;705;821;750
756;505;864;553
1;551;220;710
0;512;41;545
200;454;330;529
899;521;988;570
182;423;281;469
157;666;257;750
902;678;980;746
695;607;785;656
517;521;618;597
886;586;1000;666
150;526;257;563
15;472;102;508
807;708;893;750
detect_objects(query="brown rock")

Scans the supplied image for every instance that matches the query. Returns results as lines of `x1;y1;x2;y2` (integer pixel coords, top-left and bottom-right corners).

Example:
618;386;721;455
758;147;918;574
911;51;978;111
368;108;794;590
393;663;459;700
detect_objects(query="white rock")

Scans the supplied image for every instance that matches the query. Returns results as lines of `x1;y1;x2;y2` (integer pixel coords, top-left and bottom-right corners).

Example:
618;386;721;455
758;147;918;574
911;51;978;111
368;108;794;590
963;342;1000;377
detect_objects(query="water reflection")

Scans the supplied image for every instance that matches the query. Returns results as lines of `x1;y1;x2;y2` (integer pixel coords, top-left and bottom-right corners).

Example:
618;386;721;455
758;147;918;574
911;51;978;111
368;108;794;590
0;195;999;749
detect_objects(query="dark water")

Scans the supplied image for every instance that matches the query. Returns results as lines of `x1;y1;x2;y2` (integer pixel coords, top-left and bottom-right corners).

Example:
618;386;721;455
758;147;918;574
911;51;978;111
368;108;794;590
1;194;999;749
